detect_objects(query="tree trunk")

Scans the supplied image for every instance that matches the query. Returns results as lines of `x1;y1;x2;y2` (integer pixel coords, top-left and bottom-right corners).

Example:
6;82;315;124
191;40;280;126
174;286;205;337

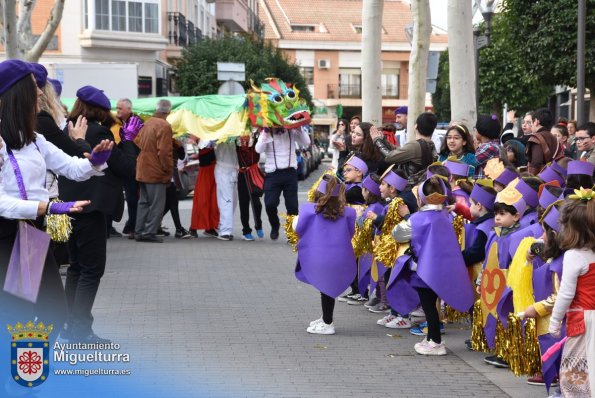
406;0;431;142
17;0;35;56
447;0;476;131
2;0;21;59
361;0;384;126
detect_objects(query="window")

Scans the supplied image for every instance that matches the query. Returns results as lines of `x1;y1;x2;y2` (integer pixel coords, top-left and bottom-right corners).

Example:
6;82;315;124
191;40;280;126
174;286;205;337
299;67;314;86
84;0;88;29
128;2;143;32
96;0;110;30
145;3;158;33
93;0;159;33
112;1;126;31
339;70;361;98
291;24;316;32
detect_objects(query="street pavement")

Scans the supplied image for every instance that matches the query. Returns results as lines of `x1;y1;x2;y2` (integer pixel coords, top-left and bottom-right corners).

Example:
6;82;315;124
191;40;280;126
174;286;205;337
84;162;549;398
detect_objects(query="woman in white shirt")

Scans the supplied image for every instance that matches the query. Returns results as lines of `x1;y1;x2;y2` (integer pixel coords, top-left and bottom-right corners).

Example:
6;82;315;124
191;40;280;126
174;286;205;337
0;59;112;336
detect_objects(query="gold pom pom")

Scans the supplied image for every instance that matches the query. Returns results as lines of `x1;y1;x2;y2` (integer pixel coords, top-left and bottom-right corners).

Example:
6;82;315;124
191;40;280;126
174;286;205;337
372;197;405;267
352;217;374;258
444;304;470;323
45;200;72;243
452;214;466;249
284;214;299;252
471;300;489;352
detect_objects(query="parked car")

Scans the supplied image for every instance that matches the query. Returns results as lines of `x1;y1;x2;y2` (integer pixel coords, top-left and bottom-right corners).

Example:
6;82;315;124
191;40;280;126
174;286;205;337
174;138;199;199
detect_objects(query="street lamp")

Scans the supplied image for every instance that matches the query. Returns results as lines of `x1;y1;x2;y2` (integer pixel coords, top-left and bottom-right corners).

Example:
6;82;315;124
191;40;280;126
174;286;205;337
474;0;497;112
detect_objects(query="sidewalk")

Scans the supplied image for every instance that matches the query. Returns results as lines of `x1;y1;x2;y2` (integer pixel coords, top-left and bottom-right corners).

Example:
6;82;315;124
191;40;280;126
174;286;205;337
84;163;551;397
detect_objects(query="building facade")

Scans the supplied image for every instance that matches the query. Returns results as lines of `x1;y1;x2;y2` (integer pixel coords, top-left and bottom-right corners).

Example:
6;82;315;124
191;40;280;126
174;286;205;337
259;0;447;133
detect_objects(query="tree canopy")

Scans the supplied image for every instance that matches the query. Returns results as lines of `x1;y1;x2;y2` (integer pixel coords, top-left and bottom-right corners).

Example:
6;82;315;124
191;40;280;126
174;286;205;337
174;36;312;106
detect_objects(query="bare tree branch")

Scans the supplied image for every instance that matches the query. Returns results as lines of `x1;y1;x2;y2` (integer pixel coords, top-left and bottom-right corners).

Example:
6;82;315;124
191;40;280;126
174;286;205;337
17;0;35;53
26;0;64;62
2;0;20;59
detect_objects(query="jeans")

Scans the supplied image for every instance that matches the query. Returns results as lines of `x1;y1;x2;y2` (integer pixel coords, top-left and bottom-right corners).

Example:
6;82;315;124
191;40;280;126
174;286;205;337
237;172;263;235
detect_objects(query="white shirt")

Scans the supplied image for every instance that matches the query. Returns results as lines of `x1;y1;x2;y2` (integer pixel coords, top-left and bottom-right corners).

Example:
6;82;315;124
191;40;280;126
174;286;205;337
0;134;103;220
550;248;595;329
214;141;238;169
255;127;310;173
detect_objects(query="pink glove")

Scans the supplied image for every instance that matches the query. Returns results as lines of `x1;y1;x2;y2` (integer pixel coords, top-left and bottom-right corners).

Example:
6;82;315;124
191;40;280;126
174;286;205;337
120;116;144;141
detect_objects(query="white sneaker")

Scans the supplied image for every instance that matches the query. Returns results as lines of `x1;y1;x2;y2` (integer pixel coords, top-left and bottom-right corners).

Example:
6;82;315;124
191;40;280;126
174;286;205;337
377;314;396;326
414;338;447;355
307;322;335;335
410;306;425;318
385;316;412;329
309;318;324;327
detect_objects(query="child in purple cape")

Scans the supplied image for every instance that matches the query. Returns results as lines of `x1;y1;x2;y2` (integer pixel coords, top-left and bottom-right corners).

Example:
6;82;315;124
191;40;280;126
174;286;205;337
294;174;357;335
390;176;475;355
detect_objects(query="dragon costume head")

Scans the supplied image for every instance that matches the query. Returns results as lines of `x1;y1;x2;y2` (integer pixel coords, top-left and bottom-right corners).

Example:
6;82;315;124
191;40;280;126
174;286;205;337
246;78;311;129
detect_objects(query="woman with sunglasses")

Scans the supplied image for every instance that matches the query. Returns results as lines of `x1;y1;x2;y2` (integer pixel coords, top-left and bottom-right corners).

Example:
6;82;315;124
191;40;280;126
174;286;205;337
438;123;477;177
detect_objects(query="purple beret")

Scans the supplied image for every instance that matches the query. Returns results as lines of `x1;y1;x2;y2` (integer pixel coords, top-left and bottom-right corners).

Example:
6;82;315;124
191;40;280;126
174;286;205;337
76;85;111;111
382;170;408;191
538;187;559;209
0;59;33;96
394;106;408;115
362;175;381;197
567;160;594;176
30;63;48;88
48;78;62;96
494;168;518;186
345;155;368;175
538;166;565;186
542;204;560;233
515;178;539;208
444;160;470;178
470;183;496;210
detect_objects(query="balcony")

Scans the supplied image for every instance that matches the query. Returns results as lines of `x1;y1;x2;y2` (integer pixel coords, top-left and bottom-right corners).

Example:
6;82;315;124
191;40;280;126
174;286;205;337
327;84;399;99
216;0;249;33
167;12;202;48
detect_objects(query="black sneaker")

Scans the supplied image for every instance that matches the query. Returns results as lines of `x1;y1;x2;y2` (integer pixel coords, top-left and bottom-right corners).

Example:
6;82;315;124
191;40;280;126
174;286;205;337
484;355;509;368
156;227;170;237
109;227;122;238
465;339;474;351
270;227;279;240
122;224;133;235
217;234;233;241
189;229;198;238
136;234;164;243
203;229;218;238
175;229;192;239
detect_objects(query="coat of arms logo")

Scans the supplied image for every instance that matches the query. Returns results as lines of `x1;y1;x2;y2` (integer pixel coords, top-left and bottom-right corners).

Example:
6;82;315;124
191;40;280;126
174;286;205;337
7;321;52;388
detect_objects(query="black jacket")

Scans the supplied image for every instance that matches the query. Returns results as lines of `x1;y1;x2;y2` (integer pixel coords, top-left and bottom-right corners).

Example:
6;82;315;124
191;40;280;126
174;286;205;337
36;111;91;157
58;120;136;216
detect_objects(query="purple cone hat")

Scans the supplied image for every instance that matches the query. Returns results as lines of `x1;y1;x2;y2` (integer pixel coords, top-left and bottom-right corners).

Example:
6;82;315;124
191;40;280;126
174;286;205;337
539;187;559;209
538;167;565;186
550;160;567;177
470;183;496;210
444;160;470;178
567;160;594;176
515;179;539;208
381;167;408;191
494;168;518;186
362;176;381;196
542;204;561;233
345;155;368;175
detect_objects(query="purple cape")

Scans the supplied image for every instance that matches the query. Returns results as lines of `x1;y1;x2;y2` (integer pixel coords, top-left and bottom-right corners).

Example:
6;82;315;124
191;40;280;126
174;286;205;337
387;210;474;314
295;204;357;298
464;217;496;250
519;211;538;228
507;223;545;269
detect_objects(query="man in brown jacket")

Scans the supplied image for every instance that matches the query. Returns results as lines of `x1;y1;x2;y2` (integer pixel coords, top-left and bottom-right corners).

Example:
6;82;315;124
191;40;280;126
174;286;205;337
133;100;174;242
526;108;560;175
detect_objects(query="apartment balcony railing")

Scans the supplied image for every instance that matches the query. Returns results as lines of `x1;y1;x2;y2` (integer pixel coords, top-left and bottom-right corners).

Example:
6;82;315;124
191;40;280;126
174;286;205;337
167;12;202;47
327;84;399;99
247;8;264;38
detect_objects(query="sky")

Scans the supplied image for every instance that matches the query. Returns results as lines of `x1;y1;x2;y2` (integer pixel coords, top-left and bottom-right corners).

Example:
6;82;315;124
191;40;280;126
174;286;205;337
430;0;449;31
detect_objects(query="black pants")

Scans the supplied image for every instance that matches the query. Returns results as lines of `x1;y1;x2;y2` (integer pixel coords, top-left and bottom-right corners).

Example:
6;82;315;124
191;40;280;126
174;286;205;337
123;177;138;231
263;168;298;231
416;287;441;343
163;182;183;231
237;172;262;235
65;211;107;337
321;292;335;324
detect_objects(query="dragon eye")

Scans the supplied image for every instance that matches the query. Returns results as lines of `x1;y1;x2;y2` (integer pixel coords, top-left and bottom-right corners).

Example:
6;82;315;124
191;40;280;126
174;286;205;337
271;94;283;103
285;90;296;100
